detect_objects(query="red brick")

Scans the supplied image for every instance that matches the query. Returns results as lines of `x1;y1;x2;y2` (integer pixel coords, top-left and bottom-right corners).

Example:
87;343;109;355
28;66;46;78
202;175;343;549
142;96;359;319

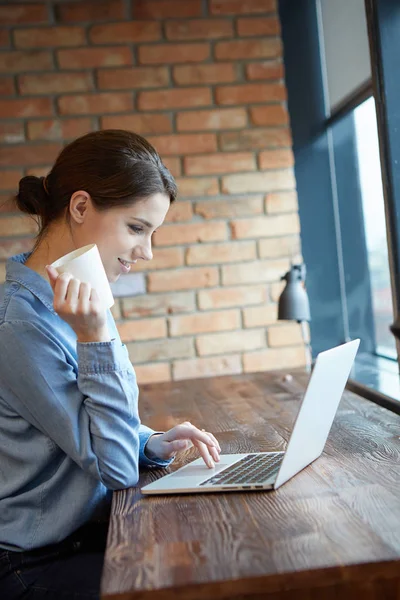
259;149;294;169
165;201;193;222
237;16;280;36
58;47;131;69
0;143;62;167
269;280;285;302
90;21;161;44
127;337;194;364
147;133;217;156
0;51;52;73
177;108;246;131
97;66;169;90
138;87;211;110
27;118;93;141
199;284;269;310
148;267;219;292
246;61;284;81
27;120;60;141
101;114;172;134
122;291;195;318
0;4;48;25
196;329;265;356
250;105;288;125
220;128;291;151
173;63;236;85
117;317;167;342
210;0;276;14
173;355;241;381
0;215;39;236
222;169;295;194
216;39;281;61
166;19;233;40
243;304;277;328
19;72;92;95
133;247;184;271
195;196;263;219
162;156;181;177
216;83;286;105
0;76;14;95
0;98;52;119
58;92;132;115
135;363;171;384
186;241;256;265
57;0;125;23
230;213;299;240
0;237;33;258
169;309;240;336
0;170;23;191
0;30;9;47
153;221;226;246
265;191;298;214
258;235;300;259
0;123;24;144
139;43;210;65
175;177;219;197
134;0;202;19
184;152;256;176
243;346;306;373
14;26;85;49
222;258;289;286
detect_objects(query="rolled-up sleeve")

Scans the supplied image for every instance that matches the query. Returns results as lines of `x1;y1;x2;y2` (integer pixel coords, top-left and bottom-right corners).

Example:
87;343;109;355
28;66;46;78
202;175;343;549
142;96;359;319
0;320;170;490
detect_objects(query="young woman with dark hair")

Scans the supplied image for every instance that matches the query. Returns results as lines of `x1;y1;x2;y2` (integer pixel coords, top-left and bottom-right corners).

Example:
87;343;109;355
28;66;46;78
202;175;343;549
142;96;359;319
0;130;220;600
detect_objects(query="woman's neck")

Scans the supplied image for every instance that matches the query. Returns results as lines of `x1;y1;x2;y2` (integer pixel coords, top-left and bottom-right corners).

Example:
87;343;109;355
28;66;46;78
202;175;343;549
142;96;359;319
25;225;76;279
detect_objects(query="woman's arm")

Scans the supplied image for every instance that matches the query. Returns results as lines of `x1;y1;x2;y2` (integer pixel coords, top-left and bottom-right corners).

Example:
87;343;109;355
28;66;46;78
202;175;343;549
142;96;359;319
0;320;157;490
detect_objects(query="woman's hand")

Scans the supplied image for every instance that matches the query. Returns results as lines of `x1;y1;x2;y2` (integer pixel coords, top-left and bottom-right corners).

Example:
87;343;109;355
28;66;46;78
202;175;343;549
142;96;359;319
145;422;221;468
45;265;110;343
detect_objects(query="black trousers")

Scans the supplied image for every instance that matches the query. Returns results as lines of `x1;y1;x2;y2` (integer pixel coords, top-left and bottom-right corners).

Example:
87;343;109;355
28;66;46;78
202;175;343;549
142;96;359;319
0;522;109;599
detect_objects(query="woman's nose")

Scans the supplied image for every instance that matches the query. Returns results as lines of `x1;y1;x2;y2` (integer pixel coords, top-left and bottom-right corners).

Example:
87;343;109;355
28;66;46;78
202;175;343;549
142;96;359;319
137;242;152;261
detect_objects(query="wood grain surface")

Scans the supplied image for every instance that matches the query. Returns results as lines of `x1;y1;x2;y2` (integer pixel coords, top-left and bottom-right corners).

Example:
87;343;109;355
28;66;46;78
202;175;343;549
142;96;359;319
101;371;400;599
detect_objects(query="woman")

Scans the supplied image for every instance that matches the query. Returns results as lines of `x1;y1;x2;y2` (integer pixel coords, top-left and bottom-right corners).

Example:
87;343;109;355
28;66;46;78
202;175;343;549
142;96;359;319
0;130;221;599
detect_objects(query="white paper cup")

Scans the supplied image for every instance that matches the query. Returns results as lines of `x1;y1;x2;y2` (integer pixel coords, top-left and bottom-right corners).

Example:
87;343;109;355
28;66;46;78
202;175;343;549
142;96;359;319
51;243;114;309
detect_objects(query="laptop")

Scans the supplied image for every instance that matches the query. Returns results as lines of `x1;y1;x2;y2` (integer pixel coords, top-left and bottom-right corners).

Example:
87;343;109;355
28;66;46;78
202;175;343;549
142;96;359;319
141;339;360;496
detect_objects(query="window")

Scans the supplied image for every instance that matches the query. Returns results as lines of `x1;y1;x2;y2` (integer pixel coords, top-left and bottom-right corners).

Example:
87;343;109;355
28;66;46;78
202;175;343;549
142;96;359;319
354;97;396;359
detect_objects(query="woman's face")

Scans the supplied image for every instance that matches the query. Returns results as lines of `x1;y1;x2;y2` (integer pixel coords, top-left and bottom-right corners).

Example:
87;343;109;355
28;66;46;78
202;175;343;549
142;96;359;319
74;192;170;282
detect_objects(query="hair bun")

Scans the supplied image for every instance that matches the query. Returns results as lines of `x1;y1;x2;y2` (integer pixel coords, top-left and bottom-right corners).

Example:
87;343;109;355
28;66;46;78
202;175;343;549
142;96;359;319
16;176;47;216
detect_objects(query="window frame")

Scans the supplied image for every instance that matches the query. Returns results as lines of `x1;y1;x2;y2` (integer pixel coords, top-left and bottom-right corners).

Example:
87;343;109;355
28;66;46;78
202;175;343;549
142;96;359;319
278;0;400;413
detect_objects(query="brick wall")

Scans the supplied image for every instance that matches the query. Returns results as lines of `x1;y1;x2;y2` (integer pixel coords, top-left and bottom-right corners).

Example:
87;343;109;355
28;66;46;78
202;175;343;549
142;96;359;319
0;0;307;383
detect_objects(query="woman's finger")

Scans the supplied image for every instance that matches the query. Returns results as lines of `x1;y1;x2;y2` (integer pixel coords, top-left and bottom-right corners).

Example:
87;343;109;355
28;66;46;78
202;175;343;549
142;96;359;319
77;281;91;314
53;272;73;308
192;439;215;469
164;439;192;457
65;278;81;306
164;422;217;448
202;430;221;454
45;265;59;290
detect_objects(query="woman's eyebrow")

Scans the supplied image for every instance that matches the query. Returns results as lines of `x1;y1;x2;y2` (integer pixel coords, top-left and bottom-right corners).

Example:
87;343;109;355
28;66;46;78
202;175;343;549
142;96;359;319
131;217;153;228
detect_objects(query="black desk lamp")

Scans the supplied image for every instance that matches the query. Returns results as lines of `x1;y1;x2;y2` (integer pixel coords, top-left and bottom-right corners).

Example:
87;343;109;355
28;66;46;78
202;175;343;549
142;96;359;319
278;263;312;371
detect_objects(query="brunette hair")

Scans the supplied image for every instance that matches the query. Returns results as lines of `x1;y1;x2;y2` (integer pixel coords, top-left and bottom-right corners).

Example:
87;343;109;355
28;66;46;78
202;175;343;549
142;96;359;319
16;129;177;246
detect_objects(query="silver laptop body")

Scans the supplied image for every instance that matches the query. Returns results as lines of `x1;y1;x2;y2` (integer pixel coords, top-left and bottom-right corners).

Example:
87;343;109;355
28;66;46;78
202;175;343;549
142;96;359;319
141;339;360;495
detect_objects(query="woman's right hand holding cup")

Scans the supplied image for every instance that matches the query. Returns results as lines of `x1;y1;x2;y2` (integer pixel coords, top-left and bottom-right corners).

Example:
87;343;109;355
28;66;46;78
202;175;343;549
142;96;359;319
45;265;111;343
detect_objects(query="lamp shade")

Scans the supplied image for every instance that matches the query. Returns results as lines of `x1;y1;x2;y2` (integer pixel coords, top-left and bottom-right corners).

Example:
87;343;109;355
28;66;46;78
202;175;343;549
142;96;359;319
278;264;311;322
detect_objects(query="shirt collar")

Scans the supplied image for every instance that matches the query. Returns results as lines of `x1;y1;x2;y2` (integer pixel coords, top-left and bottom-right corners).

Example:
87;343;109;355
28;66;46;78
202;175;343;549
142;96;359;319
6;252;56;315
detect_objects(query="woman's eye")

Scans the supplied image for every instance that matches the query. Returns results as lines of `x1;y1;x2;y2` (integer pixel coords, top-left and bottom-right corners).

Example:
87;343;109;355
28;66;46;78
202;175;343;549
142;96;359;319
129;225;143;234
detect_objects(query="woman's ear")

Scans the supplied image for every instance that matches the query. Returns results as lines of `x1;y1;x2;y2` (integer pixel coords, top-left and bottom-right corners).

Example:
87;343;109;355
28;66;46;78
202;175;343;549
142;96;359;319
69;190;91;224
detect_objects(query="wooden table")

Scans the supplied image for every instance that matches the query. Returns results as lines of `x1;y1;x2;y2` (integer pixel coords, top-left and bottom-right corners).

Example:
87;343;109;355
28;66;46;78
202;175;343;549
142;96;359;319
101;371;400;599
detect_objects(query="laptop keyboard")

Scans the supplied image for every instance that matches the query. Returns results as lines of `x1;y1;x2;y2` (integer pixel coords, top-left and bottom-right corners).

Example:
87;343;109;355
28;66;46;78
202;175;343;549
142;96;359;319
199;453;283;487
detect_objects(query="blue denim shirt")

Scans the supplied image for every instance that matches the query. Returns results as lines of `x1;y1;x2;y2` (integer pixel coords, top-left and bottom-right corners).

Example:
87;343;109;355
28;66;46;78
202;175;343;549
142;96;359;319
0;252;170;552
